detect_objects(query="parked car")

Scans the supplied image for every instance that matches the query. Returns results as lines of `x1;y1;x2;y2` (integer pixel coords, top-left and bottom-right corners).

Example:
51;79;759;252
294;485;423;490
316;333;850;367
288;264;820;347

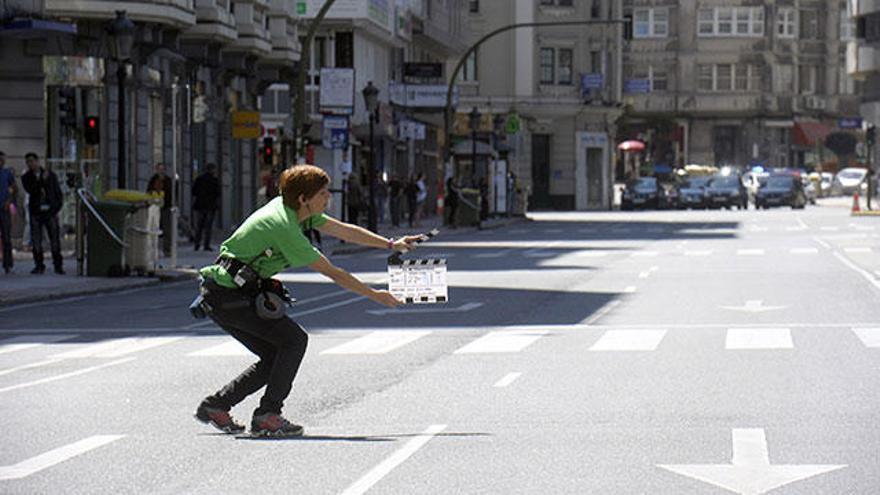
621;177;660;210
755;174;807;209
832;167;869;196
705;175;748;209
678;176;712;209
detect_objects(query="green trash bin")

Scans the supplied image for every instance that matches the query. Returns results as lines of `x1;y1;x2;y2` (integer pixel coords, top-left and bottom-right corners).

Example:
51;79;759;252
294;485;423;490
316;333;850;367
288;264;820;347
455;188;481;227
87;200;130;277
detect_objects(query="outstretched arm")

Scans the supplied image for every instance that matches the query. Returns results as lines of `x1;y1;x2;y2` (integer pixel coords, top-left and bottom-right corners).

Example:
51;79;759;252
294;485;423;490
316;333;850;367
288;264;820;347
317;216;422;251
308;253;400;307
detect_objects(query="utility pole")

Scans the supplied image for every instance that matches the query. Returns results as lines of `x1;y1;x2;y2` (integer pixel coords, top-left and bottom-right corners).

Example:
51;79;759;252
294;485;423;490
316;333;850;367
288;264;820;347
294;0;340;162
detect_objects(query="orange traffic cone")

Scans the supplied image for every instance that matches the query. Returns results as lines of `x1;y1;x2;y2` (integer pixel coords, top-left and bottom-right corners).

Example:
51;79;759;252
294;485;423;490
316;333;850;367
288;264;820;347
852;191;861;213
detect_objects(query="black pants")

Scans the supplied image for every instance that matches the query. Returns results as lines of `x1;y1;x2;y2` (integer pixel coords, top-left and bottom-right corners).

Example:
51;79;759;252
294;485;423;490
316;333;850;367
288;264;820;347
200;280;309;415
0;206;11;269
193;209;216;249
30;213;62;270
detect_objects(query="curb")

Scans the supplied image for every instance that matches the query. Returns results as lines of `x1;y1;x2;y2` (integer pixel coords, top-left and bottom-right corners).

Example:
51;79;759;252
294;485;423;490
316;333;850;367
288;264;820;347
852;210;880;217
0;278;163;307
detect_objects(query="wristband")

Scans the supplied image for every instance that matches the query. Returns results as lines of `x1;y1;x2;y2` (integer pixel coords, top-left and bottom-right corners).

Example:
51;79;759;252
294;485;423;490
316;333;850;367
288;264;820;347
387;238;395;250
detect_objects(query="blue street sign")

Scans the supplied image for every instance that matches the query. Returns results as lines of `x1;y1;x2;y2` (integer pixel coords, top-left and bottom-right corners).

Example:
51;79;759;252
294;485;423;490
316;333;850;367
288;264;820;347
839;117;863;129
580;73;604;98
624;79;651;94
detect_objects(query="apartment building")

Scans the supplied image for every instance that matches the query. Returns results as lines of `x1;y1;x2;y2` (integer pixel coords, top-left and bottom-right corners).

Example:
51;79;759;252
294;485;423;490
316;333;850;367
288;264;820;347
622;0;860;173
848;0;880;155
461;0;625;211
0;0;300;232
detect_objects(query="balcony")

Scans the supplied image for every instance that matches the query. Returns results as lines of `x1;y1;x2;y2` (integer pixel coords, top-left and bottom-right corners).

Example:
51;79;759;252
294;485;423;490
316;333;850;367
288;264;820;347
182;0;237;43
45;0;196;28
225;0;271;55
264;0;299;64
847;43;880;78
627;93;676;113
688;94;763;114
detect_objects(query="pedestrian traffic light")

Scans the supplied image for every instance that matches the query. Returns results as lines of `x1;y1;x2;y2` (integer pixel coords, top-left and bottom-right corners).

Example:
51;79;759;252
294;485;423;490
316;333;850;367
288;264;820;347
84;116;100;145
262;137;274;166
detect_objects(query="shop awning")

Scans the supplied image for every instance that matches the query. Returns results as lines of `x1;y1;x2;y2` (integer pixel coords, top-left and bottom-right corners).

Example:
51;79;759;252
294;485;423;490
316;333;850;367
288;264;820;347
0;19;76;38
793;121;833;147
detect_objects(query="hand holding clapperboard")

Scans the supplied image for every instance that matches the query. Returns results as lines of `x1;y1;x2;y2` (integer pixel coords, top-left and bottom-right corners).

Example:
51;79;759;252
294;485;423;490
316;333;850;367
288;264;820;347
387;229;448;304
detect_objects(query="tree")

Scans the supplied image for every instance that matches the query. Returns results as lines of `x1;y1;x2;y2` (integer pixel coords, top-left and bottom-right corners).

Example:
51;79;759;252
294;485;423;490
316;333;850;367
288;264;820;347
825;132;858;168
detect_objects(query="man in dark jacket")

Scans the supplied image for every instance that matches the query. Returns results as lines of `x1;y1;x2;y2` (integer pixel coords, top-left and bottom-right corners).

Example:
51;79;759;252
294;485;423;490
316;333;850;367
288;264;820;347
0;150;18;274
192;163;220;251
20;152;64;274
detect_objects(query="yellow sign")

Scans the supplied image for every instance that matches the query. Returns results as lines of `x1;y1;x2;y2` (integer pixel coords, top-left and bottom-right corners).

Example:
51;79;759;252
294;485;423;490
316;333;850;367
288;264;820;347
232;111;260;139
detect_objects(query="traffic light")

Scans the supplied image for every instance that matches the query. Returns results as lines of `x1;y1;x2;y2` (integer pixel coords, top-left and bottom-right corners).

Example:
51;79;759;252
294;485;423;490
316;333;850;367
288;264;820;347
84;116;100;145
867;125;876;147
58;87;77;127
262;137;274;166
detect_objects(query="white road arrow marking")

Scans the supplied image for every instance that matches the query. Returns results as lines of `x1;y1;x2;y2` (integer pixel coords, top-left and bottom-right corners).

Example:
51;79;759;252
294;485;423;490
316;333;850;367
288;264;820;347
658;428;845;495
721;300;785;313
0;435;126;480
367;302;483;316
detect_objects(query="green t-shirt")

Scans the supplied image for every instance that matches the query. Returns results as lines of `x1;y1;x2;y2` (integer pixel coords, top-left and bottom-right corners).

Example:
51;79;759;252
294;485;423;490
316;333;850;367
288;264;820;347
199;196;329;288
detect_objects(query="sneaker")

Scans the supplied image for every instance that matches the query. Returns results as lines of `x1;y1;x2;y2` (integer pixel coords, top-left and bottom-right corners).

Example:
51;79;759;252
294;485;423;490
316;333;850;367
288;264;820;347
250;412;304;437
194;404;246;434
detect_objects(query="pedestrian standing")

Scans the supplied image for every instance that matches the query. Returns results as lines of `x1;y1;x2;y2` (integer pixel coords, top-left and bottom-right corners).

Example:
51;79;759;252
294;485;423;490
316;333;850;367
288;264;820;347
147;163;173;256
414;172;427;227
445;176;458;228
20;153;64;274
0;151;17;273
405;175;418;228
192;163;220;251
347;173;364;227
375;176;388;225
389;175;402;227
192;164;423;436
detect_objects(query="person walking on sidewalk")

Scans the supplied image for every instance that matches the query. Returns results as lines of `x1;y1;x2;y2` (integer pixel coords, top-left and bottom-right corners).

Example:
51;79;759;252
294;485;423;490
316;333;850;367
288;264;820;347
191;163;220;251
147;163;173;256
0;151;17;274
20;153;64;275
445;176;458;228
193;164;423;437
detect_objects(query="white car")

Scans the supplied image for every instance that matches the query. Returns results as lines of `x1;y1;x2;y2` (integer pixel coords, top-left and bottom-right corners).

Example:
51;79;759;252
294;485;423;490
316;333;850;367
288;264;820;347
832;167;868;196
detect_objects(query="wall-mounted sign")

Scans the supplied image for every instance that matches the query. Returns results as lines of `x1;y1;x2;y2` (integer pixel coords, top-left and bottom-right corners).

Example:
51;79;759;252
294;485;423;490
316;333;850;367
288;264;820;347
389;82;459;108
322;115;349;150
320;68;355;112
232;111;260;139
839;117;863;129
624;78;651;94
404;62;442;79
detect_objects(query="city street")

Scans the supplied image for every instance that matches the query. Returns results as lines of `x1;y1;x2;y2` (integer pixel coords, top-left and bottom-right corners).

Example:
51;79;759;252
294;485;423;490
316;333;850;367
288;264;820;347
1;205;879;494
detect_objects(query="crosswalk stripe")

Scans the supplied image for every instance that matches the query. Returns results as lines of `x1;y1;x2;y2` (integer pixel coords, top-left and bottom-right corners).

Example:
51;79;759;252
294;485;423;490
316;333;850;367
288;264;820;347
589;329;667;351
454;329;548;354
852;328;880;348
321;330;431;355
844;247;872;254
0;334;79;356
51;336;185;359
473;249;513;259
188;340;250;357
725;328;792;350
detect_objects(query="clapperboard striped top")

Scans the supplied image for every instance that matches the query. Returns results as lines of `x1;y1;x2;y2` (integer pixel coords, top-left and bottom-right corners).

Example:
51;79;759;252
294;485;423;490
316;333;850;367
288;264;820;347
400;258;447;266
387;229;448;304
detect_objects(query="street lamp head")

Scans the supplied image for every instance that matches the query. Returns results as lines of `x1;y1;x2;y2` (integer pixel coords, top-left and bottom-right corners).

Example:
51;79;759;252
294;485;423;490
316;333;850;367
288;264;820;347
108;10;135;61
362;81;379;115
469;106;481;131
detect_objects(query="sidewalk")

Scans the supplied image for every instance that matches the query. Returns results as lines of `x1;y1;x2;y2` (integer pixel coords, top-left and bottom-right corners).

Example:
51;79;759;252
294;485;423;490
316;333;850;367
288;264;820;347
0;214;524;307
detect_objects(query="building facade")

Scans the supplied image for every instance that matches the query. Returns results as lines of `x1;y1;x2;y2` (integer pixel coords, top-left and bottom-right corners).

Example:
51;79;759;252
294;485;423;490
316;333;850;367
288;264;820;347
849;0;880;168
622;0;860;175
460;0;625;211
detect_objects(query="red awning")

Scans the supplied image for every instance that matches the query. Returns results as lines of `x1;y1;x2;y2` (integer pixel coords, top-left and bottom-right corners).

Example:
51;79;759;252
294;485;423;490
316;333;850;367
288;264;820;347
793;121;833;147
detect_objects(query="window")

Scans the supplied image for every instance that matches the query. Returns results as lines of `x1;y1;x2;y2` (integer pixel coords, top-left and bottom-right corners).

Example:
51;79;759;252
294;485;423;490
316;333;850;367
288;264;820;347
633;8;669;38
469;0;478;13
540;0;572;6
717;64;732;90
460;50;478;82
558;48;573;85
590;50;603;73
841;3;856;41
698;64;714;91
799;65;823;93
652;68;667;91
697;64;761;91
776;8;796;38
698;7;764;37
540;48;555;84
800;10;820;39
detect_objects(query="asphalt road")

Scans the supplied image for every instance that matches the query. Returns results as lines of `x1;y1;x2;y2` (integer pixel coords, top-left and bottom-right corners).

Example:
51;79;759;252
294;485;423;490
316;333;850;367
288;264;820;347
1;205;879;494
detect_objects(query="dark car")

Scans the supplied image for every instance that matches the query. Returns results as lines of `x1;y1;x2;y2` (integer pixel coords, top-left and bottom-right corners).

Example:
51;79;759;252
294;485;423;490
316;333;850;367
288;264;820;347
705;175;748;209
678;176;712;209
755;174;807;209
621;177;660;210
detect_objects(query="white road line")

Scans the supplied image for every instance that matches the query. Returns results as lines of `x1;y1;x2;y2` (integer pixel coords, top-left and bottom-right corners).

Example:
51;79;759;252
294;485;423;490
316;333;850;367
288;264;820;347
638;266;659;279
0;334;79;355
844;247;872;254
796;217;809;229
341;424;446;495
0;358;134;394
576;250;609;258
589;329;667;351
473;249;514;259
821;226;840;232
725;328;793;350
188;340;249;357
632;251;659;257
684;250;712;256
812;237;831;249
493;372;522;388
295;288;351;305
454;329;548;354
852;328;880;348
624;286;637;293
0;435;126;481
736;249;765;256
790;248;819;255
50;336;185;359
291;296;366;317
582;300;620;325
320;330;431;355
832;251;880;292
0;358;63;378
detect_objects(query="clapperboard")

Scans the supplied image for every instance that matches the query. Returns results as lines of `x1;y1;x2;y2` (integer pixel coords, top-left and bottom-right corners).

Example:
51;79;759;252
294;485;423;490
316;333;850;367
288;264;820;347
387;229;448;304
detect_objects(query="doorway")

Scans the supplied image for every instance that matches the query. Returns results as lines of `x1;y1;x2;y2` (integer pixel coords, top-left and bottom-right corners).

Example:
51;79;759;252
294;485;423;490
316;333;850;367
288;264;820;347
531;133;552;209
586;147;603;208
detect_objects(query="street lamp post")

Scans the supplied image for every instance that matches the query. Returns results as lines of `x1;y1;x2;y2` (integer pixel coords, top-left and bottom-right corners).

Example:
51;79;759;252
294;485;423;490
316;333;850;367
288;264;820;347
469;107;480;187
108;10;135;189
362;81;379;232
